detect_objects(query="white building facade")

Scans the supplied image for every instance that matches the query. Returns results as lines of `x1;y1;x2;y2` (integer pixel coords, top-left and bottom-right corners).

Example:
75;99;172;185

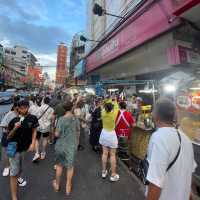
86;0;142;53
4;45;37;75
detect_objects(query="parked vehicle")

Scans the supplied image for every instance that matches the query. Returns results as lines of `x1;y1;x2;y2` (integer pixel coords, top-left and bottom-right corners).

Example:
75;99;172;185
18;91;30;99
0;91;14;105
6;88;17;92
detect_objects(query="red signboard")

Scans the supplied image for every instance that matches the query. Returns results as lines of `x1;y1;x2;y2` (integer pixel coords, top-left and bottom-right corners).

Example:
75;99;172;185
86;1;181;73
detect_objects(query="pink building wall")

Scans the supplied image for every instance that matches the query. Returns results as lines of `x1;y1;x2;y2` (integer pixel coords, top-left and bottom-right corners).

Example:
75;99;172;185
86;0;199;73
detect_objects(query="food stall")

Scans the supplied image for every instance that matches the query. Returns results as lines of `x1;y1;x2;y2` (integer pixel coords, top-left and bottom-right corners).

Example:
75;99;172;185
128;105;155;178
176;77;200;193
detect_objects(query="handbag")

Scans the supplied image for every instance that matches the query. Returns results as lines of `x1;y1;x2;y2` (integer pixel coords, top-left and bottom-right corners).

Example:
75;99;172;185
140;129;182;185
6;142;17;158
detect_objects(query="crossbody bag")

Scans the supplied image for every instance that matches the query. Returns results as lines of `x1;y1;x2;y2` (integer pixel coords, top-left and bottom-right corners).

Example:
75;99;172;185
38;105;50;120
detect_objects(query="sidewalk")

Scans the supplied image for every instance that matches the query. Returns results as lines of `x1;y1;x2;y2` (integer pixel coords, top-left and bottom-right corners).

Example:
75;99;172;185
0;144;145;200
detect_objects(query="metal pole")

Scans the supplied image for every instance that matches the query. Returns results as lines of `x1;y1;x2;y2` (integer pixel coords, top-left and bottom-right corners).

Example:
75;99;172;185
152;80;156;107
104;12;124;19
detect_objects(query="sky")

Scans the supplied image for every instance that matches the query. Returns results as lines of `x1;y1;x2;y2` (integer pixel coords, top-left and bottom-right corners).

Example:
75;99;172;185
0;0;86;79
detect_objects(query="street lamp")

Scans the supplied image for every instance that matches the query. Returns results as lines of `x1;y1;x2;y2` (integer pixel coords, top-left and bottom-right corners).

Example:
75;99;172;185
93;3;124;19
80;35;100;43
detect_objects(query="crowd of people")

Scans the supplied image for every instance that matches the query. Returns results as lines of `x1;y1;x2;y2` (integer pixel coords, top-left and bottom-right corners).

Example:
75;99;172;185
0;91;197;200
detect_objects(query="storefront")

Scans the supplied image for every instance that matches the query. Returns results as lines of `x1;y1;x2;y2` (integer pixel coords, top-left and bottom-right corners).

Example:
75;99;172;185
85;0;200;192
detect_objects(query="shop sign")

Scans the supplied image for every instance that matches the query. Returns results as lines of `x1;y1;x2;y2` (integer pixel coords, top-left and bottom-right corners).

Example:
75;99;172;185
177;93;200;113
167;45;200;65
95;38;119;60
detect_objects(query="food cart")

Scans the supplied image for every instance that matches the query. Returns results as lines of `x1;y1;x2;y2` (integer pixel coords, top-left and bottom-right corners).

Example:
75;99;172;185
176;77;200;194
128;105;155;180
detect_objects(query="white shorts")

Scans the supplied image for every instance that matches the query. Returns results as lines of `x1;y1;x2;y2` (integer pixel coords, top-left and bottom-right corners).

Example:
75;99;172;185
99;129;118;149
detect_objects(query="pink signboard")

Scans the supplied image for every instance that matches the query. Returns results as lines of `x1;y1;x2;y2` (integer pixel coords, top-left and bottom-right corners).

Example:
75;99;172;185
167;45;200;65
86;0;181;73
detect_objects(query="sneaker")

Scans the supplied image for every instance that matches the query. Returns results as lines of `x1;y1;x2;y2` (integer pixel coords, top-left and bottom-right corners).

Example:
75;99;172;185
2;167;10;177
110;174;120;182
102;170;108;179
17;177;27;187
40;152;46;160
32;153;40;163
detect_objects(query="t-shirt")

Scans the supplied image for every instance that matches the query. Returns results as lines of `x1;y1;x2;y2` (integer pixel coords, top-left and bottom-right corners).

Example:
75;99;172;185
147;127;196;200
115;110;134;138
36;104;54;133
101;101;119;132
8;114;39;152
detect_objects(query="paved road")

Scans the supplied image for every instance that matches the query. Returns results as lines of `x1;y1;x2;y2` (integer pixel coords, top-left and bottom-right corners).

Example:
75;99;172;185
0;104;145;200
0;144;145;200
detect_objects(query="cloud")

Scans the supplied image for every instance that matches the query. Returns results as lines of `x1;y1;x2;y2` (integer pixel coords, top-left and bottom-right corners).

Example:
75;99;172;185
0;15;70;54
0;0;41;20
63;0;86;17
35;53;57;66
0;38;12;47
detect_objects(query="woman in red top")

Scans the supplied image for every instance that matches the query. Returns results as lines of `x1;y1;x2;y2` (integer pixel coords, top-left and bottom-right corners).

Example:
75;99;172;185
115;101;135;139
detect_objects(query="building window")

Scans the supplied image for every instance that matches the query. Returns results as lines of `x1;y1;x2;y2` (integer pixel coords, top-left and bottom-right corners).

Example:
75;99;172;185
22;50;27;54
11;51;16;55
22;56;26;59
5;50;10;54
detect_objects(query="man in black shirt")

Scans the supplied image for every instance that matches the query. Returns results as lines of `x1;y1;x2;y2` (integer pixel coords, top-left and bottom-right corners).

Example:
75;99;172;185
7;100;39;200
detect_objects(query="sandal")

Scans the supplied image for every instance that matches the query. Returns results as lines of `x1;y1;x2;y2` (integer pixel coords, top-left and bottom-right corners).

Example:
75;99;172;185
66;184;72;196
52;180;60;192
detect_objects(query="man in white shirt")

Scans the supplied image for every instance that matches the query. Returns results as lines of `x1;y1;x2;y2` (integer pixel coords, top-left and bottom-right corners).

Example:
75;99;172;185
146;98;196;200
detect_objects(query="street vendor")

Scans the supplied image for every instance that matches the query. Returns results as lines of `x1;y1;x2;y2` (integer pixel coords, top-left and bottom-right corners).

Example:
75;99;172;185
115;101;135;139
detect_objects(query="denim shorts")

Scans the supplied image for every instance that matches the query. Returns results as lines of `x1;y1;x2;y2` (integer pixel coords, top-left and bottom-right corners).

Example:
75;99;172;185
9;153;22;176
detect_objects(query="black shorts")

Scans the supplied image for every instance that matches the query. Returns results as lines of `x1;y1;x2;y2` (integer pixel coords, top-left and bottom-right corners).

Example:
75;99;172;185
36;131;49;140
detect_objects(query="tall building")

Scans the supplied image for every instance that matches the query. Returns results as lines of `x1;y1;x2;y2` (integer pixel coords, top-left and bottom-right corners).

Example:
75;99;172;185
56;42;68;85
4;45;37;75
